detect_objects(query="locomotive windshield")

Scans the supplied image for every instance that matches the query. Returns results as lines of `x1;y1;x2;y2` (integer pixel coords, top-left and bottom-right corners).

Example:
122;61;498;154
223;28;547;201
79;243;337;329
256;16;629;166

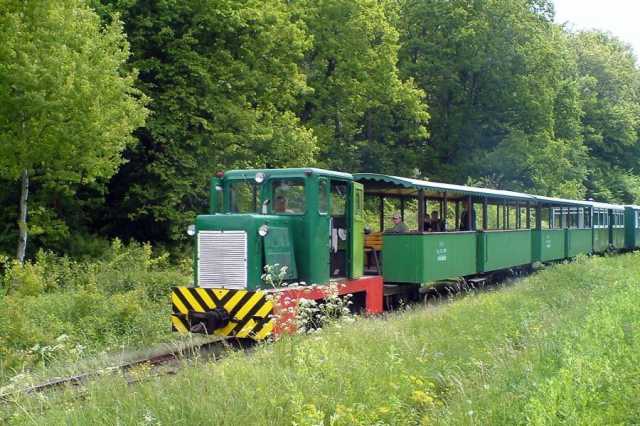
272;178;305;214
230;180;260;213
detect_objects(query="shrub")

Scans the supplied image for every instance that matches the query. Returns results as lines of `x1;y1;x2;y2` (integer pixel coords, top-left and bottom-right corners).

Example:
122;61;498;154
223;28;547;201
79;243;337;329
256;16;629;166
0;240;190;373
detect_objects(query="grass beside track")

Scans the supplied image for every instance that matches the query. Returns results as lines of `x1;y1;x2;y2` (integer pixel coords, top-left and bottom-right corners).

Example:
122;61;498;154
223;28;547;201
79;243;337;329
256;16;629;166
6;253;640;425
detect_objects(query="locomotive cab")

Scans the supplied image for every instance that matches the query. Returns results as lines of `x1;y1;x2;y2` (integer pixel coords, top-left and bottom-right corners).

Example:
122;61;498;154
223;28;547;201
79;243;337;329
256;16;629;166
200;168;364;290
171;168;378;339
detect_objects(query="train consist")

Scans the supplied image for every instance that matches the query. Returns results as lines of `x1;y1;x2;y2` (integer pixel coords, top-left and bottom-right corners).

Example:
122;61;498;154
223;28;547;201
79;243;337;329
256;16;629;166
171;168;640;339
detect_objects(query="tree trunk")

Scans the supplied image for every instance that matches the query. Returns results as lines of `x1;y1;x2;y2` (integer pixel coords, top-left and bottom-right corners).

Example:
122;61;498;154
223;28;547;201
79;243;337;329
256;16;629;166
16;169;29;263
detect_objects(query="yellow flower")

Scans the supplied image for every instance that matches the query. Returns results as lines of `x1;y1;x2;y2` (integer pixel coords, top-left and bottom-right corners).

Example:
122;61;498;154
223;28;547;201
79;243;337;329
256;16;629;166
411;390;434;407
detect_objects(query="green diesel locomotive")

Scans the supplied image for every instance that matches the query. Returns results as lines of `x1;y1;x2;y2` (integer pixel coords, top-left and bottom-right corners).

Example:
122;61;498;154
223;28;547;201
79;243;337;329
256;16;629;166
171;168;640;340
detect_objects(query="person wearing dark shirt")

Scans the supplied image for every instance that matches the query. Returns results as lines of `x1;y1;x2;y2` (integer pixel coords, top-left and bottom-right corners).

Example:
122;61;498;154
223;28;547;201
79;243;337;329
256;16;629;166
459;200;477;231
427;211;444;232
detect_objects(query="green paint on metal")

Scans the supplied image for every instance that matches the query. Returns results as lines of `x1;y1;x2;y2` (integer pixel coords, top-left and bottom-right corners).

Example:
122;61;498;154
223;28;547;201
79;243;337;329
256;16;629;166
612;228;625;249
382;233;477;284
478;230;532;272
349;182;364;278
264;226;298;279
209;177;222;214
533;229;565;261
196;214;282;290
196;169;365;290
593;228;609;252
624;207;636;249
565;229;592;257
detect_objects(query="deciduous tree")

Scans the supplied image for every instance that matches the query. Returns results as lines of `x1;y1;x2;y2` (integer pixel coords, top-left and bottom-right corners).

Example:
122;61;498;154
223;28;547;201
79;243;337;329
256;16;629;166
95;0;317;242
0;0;147;262
296;0;429;175
398;0;587;197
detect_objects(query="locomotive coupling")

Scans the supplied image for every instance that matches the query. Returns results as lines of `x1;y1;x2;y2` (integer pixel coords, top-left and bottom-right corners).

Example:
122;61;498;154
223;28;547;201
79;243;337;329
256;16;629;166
187;307;230;334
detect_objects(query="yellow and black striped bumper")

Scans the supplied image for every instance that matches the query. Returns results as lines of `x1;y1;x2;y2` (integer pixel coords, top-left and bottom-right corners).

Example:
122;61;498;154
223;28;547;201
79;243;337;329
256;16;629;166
170;287;274;340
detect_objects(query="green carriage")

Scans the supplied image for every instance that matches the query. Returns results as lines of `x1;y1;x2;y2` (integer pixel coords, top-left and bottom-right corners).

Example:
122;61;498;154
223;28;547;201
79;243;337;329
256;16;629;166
353;174;597;286
591;202;625;252
624;205;640;249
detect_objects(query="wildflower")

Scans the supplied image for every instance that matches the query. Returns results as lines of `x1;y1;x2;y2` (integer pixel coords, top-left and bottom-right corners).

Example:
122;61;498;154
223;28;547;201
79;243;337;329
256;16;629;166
411;390;435;407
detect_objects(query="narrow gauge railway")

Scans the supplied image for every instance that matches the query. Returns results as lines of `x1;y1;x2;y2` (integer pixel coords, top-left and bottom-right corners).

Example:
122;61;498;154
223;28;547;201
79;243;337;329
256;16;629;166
171;168;640;339
0;337;229;403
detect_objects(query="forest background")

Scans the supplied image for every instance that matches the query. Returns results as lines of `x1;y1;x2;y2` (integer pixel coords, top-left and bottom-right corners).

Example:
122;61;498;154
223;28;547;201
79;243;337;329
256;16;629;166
2;0;640;260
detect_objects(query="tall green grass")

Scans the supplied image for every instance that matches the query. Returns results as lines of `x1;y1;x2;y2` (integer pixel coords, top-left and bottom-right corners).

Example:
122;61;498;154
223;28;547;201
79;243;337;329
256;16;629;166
0;240;191;376
5;253;640;425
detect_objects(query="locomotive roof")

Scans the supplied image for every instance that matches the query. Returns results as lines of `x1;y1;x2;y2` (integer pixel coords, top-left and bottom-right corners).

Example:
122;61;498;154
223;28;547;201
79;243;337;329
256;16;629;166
223;168;352;180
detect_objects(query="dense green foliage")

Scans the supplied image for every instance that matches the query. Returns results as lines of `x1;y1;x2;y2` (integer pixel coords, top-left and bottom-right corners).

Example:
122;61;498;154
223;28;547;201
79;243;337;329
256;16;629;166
0;0;147;256
1;0;640;254
297;0;429;173
92;0;318;242
4;253;640;424
398;0;588;197
0;241;190;373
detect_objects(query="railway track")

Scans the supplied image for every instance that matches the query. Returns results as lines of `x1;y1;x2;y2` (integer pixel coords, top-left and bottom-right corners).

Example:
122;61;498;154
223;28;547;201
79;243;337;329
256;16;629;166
0;336;240;404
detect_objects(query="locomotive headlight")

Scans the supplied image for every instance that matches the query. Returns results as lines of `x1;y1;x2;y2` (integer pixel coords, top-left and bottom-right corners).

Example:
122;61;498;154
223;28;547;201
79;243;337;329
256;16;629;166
255;172;266;184
187;224;196;236
258;224;269;237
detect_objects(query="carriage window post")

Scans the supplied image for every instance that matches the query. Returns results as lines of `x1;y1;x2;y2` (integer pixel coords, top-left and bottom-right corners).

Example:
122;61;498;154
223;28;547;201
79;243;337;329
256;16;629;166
417;190;425;233
482;198;488;230
467;195;472;231
443;192;448;231
379;195;384;232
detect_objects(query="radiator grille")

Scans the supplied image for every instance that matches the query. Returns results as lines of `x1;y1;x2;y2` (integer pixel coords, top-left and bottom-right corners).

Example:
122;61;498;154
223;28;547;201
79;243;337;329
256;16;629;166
197;231;247;288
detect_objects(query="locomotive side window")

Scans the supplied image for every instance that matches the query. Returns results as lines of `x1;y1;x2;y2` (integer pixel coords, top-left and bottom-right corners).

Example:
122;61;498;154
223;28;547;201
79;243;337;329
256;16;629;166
318;179;329;214
331;183;347;216
230;180;259;213
272;179;305;214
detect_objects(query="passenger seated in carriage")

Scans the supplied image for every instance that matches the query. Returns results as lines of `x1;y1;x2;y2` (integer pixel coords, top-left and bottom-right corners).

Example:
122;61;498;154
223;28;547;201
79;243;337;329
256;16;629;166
387;211;409;233
426;211;444;232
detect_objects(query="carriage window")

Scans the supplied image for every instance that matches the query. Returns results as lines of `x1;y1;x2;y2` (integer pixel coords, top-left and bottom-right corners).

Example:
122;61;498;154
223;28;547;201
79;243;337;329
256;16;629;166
552;208;562;229
272;179;305;214
584;209;591;228
230;180;259;213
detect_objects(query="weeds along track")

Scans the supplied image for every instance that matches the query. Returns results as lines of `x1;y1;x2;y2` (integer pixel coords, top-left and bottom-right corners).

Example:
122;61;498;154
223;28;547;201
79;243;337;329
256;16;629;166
0;264;538;408
0;336;243;404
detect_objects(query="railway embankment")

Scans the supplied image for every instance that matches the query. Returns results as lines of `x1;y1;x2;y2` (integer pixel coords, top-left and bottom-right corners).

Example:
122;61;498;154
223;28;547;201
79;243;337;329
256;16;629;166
5;252;640;424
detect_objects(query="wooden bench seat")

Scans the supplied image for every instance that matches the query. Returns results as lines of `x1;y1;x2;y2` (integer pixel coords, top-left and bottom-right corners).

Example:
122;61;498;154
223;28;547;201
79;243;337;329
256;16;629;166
364;232;383;273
